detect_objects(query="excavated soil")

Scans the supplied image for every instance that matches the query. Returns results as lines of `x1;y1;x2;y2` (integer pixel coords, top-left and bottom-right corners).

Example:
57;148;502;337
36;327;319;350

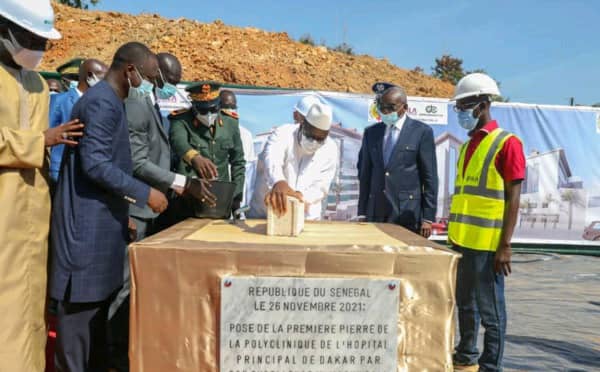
42;3;454;97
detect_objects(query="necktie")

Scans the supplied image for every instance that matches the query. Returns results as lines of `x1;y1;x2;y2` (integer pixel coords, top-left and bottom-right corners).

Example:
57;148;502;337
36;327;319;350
383;126;397;166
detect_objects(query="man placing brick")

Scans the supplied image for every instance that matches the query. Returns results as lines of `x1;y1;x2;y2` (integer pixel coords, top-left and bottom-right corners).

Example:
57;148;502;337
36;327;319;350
249;101;338;220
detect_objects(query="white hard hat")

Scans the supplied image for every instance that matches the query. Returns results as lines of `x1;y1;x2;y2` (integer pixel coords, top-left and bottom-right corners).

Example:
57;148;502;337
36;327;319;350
294;94;322;116
305;102;333;131
453;73;500;101
0;0;61;40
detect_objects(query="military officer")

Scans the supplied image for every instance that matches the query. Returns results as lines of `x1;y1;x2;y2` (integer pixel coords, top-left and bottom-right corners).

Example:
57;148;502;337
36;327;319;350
56;57;84;90
169;81;246;217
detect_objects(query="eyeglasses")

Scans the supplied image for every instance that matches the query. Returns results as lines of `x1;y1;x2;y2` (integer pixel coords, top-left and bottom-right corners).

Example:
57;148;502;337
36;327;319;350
453;101;483;112
301;120;327;143
377;103;404;114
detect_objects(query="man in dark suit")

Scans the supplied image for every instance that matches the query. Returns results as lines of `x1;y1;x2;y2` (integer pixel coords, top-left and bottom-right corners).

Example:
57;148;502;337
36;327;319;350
49;58;108;183
49;42;169;371
108;53;214;372
358;86;438;238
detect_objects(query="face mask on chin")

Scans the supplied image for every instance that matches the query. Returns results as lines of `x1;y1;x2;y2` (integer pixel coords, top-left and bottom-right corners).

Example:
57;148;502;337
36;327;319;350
0;29;45;70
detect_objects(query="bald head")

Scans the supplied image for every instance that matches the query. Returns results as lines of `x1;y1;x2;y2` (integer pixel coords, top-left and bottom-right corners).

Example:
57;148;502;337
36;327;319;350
105;41;152;100
219;90;237;109
381;86;407;105
79;59;108;90
110;42;151;71
157;52;182;86
378;86;408;118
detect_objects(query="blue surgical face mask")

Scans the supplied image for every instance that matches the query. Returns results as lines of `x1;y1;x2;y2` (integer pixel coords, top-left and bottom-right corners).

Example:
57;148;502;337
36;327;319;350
128;68;154;100
380;111;399;127
155;83;178;99
457;108;480;131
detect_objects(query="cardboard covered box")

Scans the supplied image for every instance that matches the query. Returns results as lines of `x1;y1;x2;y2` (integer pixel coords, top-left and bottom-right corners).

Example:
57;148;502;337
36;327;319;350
129;219;459;371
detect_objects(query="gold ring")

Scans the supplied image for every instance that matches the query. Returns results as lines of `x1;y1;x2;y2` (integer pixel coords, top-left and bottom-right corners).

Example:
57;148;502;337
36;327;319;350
201;198;206;203
62;132;68;139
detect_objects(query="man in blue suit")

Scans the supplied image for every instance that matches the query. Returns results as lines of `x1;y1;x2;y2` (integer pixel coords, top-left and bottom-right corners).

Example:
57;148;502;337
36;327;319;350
50;42;169;371
48;58;108;183
358;86;438;238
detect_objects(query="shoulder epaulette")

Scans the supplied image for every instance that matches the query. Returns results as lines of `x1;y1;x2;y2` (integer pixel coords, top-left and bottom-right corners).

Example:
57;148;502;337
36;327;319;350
220;109;239;120
168;108;190;120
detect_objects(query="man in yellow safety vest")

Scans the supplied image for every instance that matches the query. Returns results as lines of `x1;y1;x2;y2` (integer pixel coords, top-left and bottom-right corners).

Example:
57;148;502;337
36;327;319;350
448;73;526;372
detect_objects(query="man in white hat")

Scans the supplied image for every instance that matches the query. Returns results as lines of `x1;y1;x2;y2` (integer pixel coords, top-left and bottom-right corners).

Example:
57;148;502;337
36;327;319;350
249;101;338;220
293;94;322;124
0;0;84;370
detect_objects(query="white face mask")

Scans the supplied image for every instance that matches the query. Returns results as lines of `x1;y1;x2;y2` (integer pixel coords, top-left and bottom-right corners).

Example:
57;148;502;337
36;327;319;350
86;73;100;87
1;29;45;70
298;132;324;154
196;112;218;127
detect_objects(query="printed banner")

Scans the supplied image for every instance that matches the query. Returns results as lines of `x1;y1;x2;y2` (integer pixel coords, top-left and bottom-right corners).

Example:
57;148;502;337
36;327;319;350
158;88;600;246
405;99;448;125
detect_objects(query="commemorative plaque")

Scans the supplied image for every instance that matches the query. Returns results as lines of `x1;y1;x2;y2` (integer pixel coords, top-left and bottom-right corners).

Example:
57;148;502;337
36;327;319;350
220;277;399;372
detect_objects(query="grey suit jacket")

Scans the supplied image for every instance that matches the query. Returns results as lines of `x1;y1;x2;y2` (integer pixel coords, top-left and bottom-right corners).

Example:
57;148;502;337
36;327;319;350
126;95;176;219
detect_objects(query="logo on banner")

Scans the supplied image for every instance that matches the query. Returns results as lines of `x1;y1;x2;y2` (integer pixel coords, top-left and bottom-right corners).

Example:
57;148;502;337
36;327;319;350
425;105;438;114
368;99;381;122
409;101;448;125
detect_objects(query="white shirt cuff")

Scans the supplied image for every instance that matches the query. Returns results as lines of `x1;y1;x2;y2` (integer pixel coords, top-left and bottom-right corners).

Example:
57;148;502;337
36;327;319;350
171;174;187;189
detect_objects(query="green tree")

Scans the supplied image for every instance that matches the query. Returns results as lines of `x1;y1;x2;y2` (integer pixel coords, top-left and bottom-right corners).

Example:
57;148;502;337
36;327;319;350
56;0;100;9
431;54;465;84
432;57;510;102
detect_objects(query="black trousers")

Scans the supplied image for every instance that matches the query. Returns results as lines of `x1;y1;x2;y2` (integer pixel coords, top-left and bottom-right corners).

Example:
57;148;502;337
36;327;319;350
107;216;156;372
55;295;113;372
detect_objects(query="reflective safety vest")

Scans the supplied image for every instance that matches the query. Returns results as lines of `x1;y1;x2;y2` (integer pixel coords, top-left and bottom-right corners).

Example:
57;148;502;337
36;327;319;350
448;128;515;251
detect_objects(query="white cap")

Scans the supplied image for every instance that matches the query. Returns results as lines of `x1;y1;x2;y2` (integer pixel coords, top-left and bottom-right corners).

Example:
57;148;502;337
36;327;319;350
305;102;333;131
294;94;321;116
453;73;501;101
0;0;61;40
